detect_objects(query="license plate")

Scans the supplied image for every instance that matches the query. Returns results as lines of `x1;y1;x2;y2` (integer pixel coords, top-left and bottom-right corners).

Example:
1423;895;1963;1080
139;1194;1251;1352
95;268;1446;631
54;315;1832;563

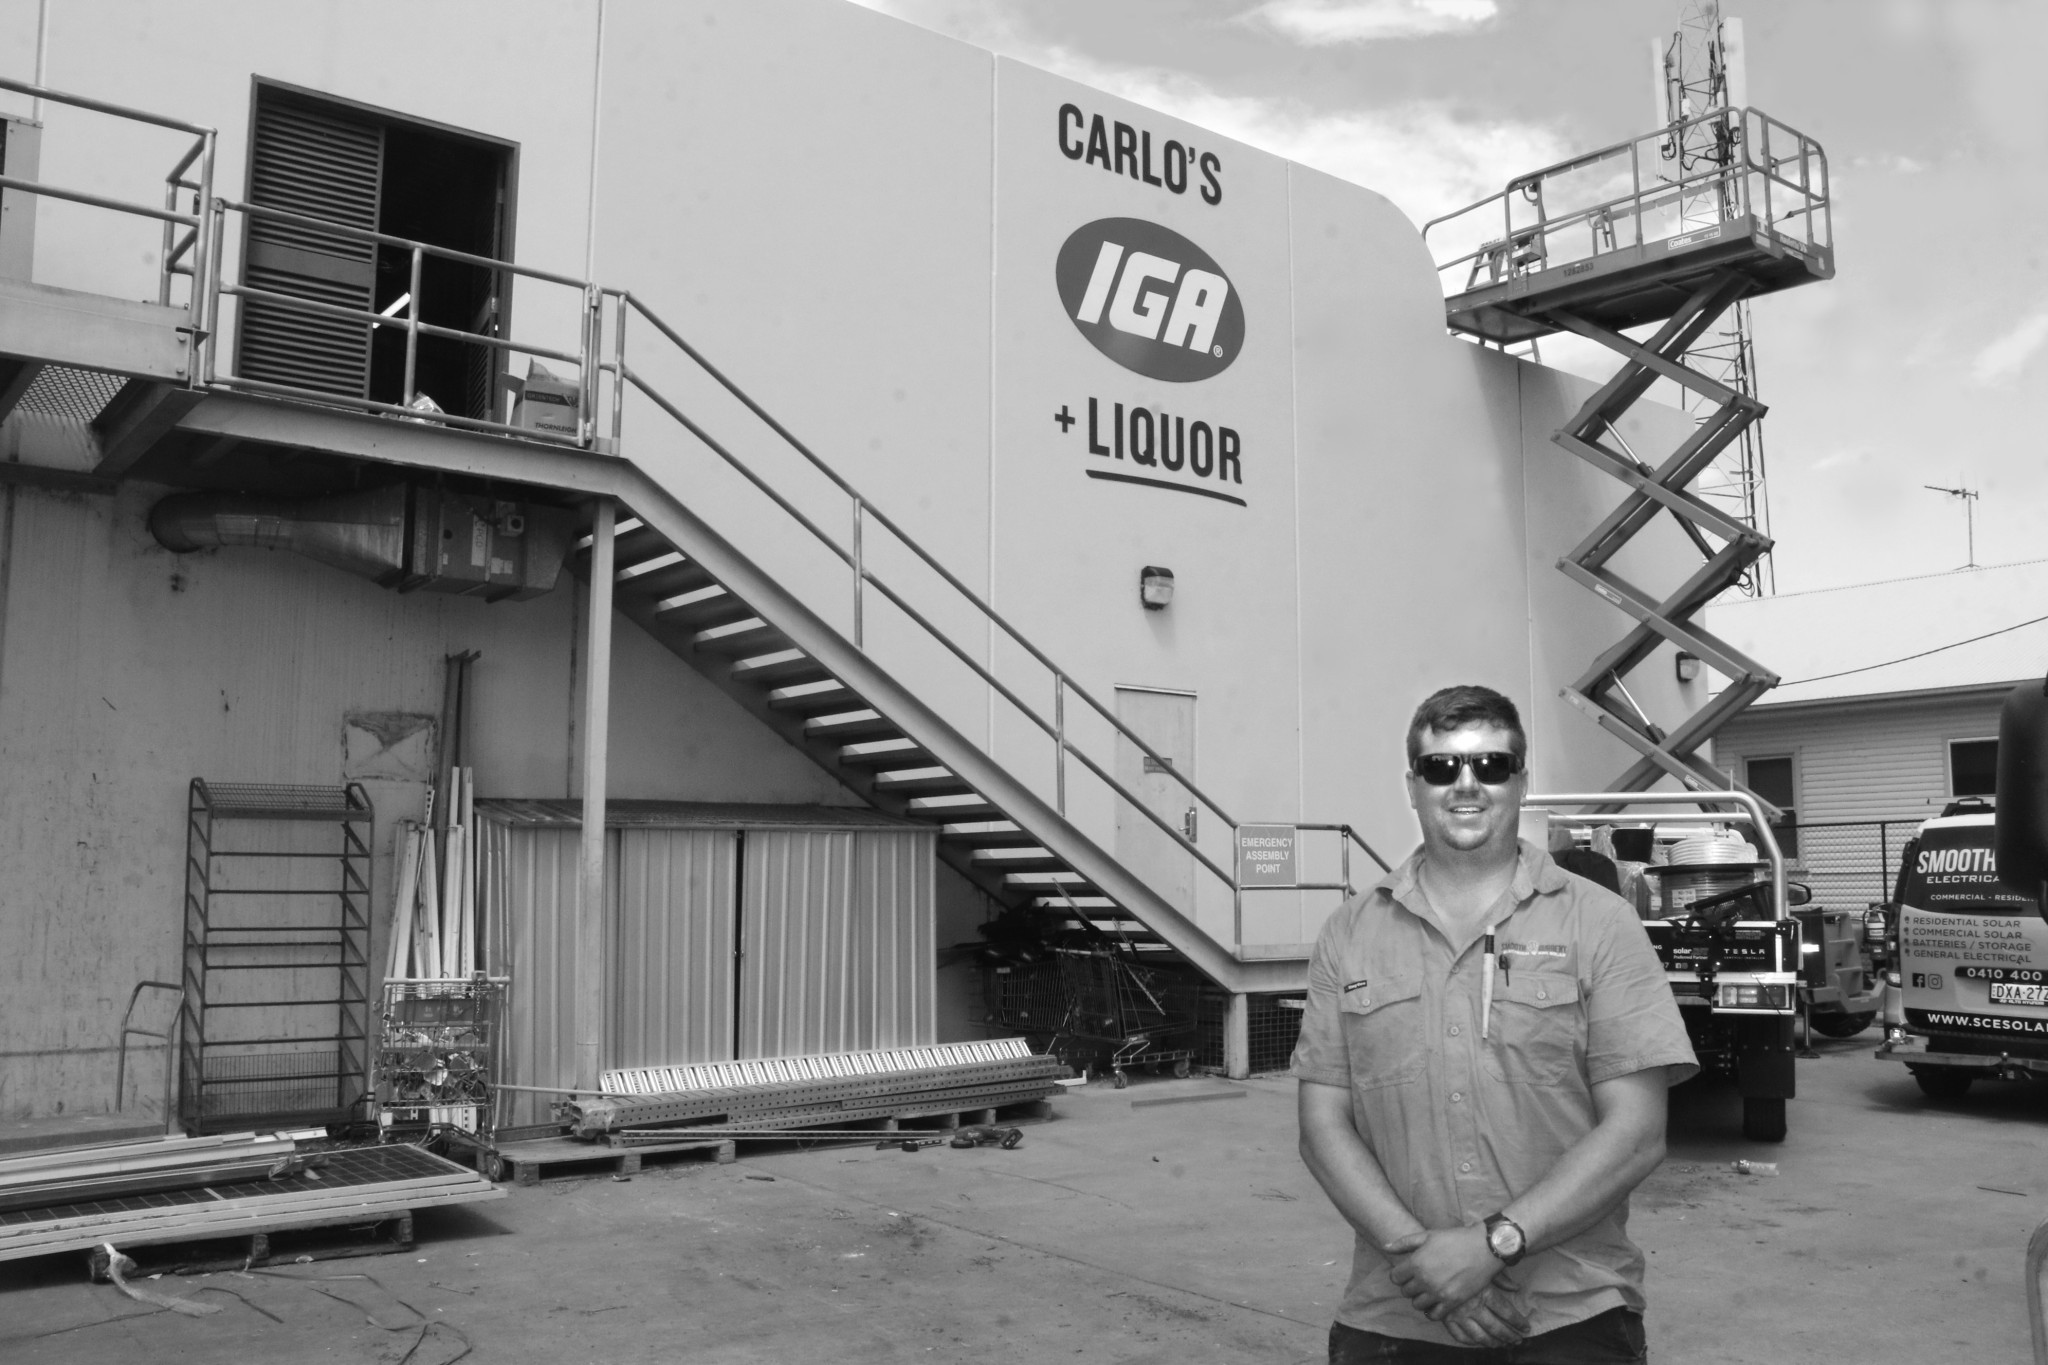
1990;982;2048;1007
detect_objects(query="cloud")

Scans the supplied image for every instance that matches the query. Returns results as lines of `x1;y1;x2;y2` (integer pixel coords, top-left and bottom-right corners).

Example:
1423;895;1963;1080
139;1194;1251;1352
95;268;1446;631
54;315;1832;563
1240;0;1499;45
1970;306;2048;387
1043;53;1565;222
844;3;1566;224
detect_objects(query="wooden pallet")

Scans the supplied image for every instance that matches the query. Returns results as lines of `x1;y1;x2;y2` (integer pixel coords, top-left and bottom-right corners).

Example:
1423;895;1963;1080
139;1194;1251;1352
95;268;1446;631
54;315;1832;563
487;1098;1055;1185
492;1134;737;1186
86;1208;415;1279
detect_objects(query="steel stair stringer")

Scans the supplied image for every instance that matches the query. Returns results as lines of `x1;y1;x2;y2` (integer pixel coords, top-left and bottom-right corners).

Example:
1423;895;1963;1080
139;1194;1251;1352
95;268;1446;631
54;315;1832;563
1537;269;1784;804
111;390;1310;996
585;467;1305;994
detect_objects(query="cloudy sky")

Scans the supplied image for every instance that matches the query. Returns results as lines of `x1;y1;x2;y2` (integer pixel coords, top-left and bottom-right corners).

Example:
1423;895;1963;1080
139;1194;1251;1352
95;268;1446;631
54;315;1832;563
851;0;2047;597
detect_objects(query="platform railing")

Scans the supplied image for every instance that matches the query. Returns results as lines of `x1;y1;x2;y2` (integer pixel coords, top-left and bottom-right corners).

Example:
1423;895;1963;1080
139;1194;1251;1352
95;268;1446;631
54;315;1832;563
185;200;1281;948
6;75;1390;962
0;75;218;346
1421;106;1830;302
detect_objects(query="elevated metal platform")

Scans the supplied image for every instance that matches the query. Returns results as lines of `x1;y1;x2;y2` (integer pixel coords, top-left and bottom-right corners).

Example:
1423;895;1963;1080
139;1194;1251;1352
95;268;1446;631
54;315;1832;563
0;73;1375;1009
1428;107;1833;802
1427;107;1831;346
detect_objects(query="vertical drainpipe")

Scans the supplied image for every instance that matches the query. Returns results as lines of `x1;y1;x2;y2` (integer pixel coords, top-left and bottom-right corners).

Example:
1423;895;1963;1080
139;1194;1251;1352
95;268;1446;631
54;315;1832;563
575;499;616;1092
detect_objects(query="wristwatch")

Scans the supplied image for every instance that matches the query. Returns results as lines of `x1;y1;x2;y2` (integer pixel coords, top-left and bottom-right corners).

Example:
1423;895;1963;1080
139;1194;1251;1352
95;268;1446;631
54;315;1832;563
1483;1212;1527;1266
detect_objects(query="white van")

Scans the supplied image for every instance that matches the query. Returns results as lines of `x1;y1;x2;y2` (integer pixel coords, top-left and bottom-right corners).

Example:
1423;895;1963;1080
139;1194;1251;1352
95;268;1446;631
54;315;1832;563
1876;800;2048;1097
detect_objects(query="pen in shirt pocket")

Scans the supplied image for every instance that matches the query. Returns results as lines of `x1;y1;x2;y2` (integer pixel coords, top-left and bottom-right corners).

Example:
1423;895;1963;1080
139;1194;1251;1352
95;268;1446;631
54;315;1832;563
1481;934;1495;1039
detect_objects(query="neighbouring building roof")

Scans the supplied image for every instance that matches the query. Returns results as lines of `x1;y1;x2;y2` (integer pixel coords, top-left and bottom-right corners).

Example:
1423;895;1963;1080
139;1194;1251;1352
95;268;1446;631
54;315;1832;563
1709;558;2048;709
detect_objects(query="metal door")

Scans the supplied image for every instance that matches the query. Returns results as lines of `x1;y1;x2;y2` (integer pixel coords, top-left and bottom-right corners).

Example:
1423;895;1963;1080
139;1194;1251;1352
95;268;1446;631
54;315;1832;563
736;829;936;1058
609;828;740;1071
1115;687;1197;915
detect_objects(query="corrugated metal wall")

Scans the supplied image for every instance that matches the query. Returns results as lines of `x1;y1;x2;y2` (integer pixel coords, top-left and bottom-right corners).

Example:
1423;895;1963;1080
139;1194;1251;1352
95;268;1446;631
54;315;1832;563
610;828;738;1070
737;829;936;1058
1713;691;2007;825
481;821;583;1129
485;817;934;1126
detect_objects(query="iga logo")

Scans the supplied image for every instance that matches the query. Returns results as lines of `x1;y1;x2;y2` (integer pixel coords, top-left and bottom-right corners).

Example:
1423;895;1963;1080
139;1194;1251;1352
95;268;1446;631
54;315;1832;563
1056;218;1244;383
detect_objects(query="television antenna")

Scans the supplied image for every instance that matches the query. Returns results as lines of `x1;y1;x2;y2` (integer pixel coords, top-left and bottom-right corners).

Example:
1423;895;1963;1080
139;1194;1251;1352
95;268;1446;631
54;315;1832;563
1923;483;1981;568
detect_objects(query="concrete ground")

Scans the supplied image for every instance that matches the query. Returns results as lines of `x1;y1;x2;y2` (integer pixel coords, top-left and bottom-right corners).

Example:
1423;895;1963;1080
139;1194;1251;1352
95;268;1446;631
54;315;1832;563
3;1034;2043;1364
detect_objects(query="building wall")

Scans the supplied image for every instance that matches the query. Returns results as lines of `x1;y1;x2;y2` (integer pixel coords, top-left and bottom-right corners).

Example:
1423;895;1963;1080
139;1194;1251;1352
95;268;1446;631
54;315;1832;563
1713;691;2009;827
0;0;1706;1115
0;479;856;1121
1712;690;2010;913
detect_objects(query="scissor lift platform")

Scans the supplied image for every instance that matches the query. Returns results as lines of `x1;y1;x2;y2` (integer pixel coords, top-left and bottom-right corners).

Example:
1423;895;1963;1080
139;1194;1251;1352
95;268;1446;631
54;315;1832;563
1425;106;1833;798
1428;106;1832;346
1443;212;1830;346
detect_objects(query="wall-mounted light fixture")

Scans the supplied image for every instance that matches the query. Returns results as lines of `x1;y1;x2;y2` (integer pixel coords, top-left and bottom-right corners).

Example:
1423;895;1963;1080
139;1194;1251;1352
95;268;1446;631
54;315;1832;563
1675;651;1701;683
1140;566;1175;610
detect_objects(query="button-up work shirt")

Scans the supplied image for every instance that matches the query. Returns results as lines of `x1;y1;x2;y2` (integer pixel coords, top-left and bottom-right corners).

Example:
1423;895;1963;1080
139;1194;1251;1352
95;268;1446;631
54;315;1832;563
1291;840;1698;1343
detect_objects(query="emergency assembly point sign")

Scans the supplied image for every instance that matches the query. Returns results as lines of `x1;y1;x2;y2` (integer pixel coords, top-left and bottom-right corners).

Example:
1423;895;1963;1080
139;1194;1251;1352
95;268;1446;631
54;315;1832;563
1238;824;1298;887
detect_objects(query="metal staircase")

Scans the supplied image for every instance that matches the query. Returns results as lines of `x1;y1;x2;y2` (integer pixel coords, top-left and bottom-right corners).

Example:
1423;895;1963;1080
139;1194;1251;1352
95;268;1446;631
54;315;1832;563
592;508;1181;953
1425;106;1833;803
0;74;1379;998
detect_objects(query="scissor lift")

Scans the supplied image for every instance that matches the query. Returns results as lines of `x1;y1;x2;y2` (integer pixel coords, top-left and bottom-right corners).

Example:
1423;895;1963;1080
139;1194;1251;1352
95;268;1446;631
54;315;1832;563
1425;106;1833;801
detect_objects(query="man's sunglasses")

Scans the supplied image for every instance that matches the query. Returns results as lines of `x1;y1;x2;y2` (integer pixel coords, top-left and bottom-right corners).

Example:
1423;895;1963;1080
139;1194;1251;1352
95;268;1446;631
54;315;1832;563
1411;752;1524;786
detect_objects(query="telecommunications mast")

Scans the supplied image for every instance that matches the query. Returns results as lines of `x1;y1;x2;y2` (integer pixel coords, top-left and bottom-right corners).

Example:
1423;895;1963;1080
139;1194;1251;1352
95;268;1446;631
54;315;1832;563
1655;1;1775;595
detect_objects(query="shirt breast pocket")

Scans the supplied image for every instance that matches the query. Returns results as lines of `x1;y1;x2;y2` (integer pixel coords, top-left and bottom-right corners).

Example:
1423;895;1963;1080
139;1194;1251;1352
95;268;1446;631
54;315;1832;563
1340;976;1427;1090
1483;972;1584;1087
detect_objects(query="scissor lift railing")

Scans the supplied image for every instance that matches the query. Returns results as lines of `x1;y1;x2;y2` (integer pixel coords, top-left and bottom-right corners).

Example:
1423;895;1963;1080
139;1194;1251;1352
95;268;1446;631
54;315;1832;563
1426;108;1833;807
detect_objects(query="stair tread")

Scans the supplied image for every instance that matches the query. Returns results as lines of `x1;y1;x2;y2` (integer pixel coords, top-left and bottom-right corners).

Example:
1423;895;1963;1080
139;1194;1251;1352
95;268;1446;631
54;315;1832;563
839;740;934;766
651;583;731;614
804;710;902;742
694;617;781;649
905;796;1001;820
574;516;644;550
768;680;856;711
617;549;686;581
730;651;831;686
874;771;975;796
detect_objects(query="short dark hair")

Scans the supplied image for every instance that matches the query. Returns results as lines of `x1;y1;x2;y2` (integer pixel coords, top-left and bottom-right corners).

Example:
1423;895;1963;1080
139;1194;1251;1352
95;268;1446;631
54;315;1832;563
1406;685;1527;765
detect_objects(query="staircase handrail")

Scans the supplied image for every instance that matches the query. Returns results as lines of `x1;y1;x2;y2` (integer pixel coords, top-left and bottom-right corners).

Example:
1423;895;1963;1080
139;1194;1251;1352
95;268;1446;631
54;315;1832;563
604;296;1244;891
607;290;1244;840
8;72;1382;958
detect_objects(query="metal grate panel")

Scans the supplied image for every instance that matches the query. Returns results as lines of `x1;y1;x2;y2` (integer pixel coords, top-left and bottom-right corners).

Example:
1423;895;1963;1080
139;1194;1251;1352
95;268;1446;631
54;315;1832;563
195;782;372;821
0;1142;466;1230
601;1038;1031;1096
15;365;126;421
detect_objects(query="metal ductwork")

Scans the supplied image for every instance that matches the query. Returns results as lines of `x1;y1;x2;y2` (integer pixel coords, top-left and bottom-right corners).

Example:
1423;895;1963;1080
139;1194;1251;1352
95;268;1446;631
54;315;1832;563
149;486;575;601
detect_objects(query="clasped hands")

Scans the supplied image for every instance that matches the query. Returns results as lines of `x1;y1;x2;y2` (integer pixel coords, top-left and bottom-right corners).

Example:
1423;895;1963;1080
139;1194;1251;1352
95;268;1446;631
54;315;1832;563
1385;1227;1530;1349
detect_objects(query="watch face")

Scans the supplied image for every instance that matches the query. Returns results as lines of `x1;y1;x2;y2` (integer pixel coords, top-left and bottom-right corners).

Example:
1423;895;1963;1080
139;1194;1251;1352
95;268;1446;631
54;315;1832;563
1488;1220;1524;1257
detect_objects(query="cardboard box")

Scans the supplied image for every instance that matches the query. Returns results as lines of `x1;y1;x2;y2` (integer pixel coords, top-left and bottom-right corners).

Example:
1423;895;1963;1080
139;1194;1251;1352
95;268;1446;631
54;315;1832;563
511;359;581;438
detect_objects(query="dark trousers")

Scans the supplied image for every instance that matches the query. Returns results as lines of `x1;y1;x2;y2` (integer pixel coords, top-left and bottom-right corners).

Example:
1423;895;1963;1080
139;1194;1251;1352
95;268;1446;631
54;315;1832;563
1329;1308;1647;1364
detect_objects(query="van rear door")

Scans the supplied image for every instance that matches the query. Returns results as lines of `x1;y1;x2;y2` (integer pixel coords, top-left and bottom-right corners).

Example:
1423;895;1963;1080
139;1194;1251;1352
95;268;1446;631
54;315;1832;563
1897;815;2048;1044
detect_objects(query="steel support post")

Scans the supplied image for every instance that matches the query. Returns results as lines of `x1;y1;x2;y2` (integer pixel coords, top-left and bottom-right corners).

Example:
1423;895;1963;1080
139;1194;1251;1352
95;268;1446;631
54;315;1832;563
1223;992;1250;1080
575;499;616;1092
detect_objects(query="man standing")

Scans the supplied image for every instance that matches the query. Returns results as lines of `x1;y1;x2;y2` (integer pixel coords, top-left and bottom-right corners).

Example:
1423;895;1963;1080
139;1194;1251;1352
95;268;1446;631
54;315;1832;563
1293;685;1696;1362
